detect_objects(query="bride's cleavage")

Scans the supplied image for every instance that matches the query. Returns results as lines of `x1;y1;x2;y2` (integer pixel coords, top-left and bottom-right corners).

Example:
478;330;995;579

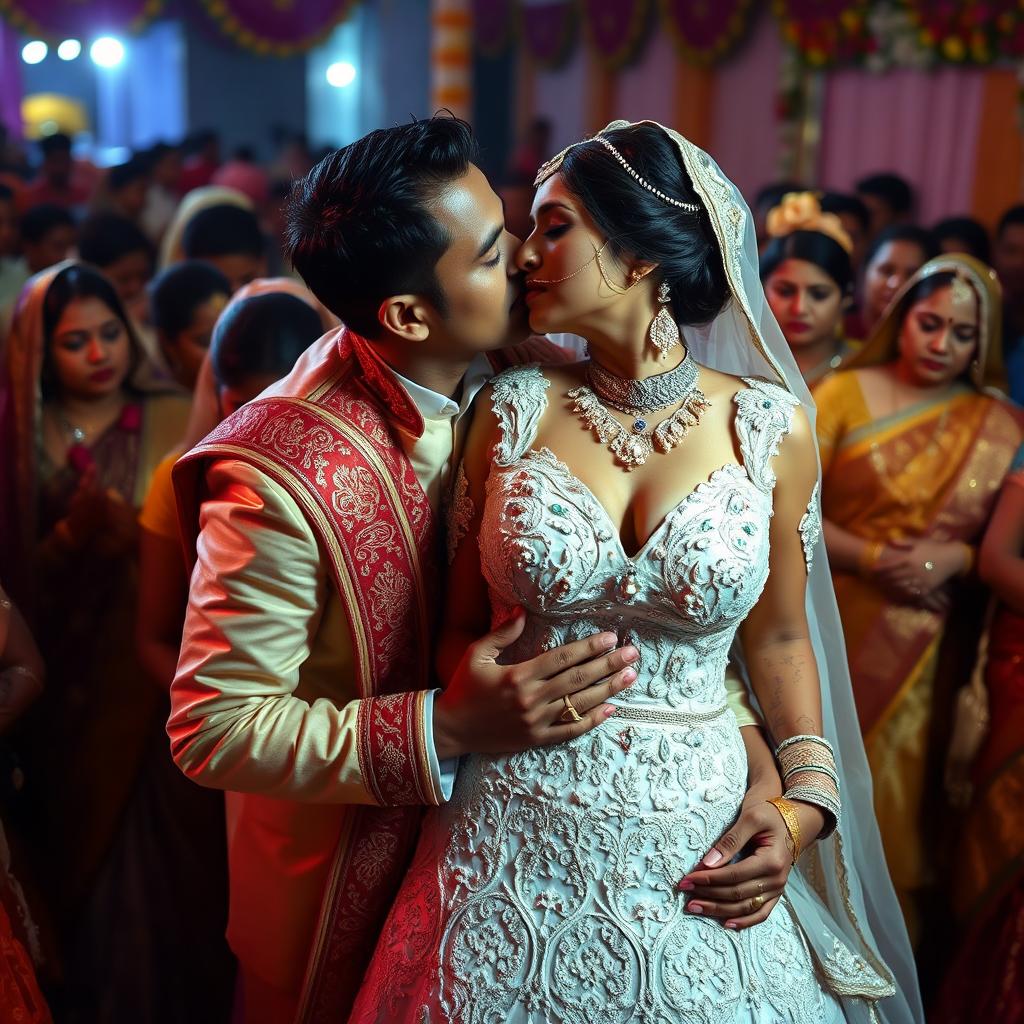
525;443;745;561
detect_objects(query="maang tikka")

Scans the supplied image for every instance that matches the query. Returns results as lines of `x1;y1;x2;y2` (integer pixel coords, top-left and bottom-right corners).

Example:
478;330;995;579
649;281;680;359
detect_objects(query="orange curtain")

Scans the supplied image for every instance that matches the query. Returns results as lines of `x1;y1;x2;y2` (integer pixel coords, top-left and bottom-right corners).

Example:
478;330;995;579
971;69;1022;229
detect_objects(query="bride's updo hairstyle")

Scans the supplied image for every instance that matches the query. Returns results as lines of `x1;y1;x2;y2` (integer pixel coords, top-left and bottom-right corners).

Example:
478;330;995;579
557;122;730;326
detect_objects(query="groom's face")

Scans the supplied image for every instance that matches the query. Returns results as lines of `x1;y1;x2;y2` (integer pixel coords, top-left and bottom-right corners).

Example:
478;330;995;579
426;164;530;356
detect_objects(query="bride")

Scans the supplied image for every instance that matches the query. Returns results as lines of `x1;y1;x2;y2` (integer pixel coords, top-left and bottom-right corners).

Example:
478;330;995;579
349;121;921;1023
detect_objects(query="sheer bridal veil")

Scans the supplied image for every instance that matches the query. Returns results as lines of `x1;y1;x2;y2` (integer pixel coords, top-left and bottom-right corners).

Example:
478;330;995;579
543;121;923;1024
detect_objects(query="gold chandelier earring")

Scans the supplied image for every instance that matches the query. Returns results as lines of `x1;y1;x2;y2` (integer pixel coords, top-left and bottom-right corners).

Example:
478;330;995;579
649;280;680;360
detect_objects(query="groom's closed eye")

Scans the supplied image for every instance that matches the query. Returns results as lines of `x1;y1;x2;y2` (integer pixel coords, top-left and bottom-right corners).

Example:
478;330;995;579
477;225;504;262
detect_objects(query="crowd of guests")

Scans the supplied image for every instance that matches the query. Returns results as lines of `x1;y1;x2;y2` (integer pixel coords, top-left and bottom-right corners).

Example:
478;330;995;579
0;125;1020;1023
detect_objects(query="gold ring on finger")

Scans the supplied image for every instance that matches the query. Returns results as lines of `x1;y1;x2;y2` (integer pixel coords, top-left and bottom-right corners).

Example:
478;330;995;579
749;894;764;913
559;694;583;723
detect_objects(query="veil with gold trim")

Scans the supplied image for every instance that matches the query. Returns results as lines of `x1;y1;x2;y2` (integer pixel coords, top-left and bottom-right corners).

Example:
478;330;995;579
540;121;923;1024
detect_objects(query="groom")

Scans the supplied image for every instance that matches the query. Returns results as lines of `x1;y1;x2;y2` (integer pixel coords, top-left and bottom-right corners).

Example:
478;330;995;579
170;116;782;1023
169;116;640;1024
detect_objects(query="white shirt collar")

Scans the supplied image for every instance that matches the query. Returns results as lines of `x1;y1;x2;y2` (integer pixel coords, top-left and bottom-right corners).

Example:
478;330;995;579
391;354;493;424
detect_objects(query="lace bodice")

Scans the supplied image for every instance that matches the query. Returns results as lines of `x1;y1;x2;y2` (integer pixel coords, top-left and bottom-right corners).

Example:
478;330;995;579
479;363;799;715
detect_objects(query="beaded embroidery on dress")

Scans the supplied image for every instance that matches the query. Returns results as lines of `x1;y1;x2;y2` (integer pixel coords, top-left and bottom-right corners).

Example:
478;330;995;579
350;364;882;1024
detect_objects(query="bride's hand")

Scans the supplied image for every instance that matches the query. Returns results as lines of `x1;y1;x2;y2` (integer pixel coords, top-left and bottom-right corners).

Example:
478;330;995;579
676;785;793;930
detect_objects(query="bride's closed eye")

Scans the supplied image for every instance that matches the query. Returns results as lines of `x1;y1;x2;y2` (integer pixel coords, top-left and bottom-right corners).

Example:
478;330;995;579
544;224;571;240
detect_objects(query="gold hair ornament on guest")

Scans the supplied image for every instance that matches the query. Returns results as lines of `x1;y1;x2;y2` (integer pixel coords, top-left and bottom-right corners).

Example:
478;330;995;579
765;191;854;255
535;133;702;214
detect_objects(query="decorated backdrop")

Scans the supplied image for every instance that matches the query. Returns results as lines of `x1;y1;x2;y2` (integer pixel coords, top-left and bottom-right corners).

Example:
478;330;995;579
4;0;1024;65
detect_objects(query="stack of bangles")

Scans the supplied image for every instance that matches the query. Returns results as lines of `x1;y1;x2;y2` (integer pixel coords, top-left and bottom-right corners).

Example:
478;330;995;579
767;734;841;864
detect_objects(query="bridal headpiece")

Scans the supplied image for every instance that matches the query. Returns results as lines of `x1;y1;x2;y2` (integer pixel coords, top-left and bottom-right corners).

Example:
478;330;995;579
535;131;702;214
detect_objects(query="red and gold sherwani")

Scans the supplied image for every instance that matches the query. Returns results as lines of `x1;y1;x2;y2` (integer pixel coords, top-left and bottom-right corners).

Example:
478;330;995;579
169;328;495;1023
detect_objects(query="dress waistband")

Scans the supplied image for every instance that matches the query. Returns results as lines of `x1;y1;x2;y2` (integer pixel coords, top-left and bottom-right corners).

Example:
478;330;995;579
609;701;731;726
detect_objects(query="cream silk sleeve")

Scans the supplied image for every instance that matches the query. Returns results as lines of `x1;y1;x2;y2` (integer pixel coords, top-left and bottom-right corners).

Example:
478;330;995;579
168;459;451;806
724;668;759;728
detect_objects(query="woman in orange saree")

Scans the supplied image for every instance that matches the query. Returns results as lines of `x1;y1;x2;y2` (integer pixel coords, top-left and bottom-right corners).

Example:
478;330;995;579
813;254;1023;950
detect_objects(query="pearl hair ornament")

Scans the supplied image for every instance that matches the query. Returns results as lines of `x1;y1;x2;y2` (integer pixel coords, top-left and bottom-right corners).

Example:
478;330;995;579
536;134;702;214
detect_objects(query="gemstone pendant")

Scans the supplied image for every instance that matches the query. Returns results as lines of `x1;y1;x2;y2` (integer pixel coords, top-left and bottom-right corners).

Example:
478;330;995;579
632;419;646;433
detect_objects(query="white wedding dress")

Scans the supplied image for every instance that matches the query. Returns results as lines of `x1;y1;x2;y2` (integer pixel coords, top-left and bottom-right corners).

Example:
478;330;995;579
349;364;889;1024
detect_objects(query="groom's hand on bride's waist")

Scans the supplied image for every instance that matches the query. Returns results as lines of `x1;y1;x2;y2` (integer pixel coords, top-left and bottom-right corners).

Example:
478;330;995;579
433;609;638;760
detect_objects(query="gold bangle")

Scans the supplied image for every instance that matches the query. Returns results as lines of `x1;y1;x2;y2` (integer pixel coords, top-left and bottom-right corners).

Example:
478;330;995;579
857;541;883;578
767;796;802;865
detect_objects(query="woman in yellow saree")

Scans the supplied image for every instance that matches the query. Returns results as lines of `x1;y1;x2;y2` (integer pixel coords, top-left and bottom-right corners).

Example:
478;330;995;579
813;254;1023;948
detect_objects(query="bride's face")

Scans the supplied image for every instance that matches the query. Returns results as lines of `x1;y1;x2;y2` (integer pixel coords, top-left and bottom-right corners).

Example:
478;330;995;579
515;174;637;336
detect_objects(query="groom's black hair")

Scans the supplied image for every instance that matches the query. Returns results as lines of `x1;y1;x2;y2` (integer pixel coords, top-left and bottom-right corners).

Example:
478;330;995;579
284;114;478;339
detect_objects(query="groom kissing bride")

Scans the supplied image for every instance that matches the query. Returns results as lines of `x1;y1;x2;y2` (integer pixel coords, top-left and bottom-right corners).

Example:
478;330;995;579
169;115;920;1023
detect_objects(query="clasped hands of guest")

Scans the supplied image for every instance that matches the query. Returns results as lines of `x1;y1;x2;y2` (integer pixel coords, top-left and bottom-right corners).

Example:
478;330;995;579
869;537;970;609
57;464;138;556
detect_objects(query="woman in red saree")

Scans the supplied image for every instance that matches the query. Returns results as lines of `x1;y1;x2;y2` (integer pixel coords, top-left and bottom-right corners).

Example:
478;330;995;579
813;254;1023;948
934;442;1024;1023
0;262;188;1016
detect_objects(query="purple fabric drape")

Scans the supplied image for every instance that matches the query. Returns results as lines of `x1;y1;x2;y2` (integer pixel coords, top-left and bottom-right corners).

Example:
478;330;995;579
473;0;515;56
582;0;649;67
0;0;157;36
198;0;356;47
521;0;577;68
818;66;984;223
661;0;752;59
0;21;22;138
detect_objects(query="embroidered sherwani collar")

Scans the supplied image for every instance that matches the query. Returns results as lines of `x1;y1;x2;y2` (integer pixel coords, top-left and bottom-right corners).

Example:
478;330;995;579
340;329;426;438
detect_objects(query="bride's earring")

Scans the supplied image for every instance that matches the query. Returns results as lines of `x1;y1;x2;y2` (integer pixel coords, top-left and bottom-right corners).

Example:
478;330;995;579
649;281;680;360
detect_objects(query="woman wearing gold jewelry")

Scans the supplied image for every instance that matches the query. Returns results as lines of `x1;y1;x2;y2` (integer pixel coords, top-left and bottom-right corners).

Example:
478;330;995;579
815;254;1024;946
760;192;859;389
351;121;919;1024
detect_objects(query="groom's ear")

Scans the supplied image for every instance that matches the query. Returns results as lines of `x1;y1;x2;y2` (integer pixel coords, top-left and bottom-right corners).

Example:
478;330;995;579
378;294;432;343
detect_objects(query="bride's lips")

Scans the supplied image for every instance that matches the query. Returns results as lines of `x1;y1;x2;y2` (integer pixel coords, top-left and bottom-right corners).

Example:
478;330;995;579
524;282;547;304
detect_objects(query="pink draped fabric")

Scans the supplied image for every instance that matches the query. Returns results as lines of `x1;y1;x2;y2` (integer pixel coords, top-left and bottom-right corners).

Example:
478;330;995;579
532;43;590;155
709;8;784;203
614;29;677;128
818;66;985;224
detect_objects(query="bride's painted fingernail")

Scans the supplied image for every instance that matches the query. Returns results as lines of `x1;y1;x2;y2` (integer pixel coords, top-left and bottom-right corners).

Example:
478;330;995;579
677;879;694;892
603;705;617;718
687;903;703;915
621;669;637;685
622;646;639;662
725;921;739;930
703;849;723;868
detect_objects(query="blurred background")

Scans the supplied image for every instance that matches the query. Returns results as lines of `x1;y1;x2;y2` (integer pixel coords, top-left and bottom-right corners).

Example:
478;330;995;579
0;0;1020;222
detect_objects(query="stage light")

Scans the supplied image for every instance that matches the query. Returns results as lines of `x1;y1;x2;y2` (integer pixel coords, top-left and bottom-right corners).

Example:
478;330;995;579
21;41;47;65
326;61;356;88
58;40;82;61
90;36;125;68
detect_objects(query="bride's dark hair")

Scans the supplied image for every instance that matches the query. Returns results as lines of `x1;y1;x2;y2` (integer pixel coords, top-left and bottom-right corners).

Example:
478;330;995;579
558;123;730;326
